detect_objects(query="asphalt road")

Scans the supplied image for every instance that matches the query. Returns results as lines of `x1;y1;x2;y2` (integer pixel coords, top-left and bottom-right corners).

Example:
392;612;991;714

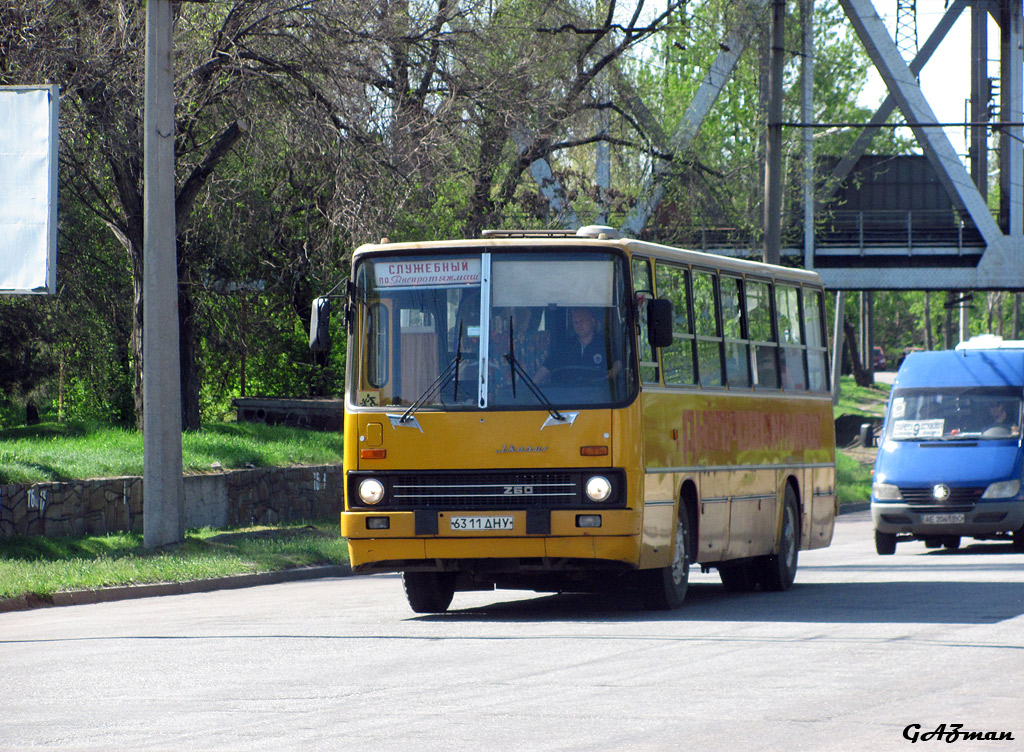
2;511;1023;752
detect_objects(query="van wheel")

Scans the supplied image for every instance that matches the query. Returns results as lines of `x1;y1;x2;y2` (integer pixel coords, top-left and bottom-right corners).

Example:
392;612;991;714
756;486;800;592
1012;525;1024;552
875;530;897;555
641;514;690;609
943;536;961;550
402;571;456;613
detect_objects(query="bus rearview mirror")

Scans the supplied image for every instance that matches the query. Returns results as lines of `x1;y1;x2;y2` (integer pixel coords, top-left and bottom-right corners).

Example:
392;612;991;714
309;296;331;351
647;298;674;349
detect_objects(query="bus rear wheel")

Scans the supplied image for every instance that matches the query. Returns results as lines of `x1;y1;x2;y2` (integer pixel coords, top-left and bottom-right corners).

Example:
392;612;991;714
402;571;456;613
640;514;690;609
755;487;800;592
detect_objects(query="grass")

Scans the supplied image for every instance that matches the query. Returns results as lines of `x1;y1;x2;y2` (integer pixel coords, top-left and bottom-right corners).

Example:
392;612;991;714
836;451;873;505
0;521;349;601
832;376;887;505
834;375;890;419
0;421;344;484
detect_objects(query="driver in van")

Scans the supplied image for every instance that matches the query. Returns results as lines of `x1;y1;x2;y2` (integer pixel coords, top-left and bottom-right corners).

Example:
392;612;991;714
986;401;1018;434
535;307;620;383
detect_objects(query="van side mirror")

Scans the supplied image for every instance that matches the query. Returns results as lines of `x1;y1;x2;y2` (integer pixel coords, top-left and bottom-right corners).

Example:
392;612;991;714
309;296;331;352
647;298;674;349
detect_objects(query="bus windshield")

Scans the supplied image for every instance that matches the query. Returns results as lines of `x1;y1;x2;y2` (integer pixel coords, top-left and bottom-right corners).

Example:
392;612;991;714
885;386;1023;441
351;249;636;410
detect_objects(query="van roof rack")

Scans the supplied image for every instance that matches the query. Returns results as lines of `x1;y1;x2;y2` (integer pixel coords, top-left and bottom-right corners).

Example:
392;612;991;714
956;334;1024;350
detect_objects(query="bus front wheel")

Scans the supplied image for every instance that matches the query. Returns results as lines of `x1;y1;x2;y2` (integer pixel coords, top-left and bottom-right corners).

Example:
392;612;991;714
640;514;690;609
402;571;456;613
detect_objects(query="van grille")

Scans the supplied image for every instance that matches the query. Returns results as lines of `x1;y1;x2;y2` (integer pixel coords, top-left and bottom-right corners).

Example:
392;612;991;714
348;469;625;510
898;486;985;506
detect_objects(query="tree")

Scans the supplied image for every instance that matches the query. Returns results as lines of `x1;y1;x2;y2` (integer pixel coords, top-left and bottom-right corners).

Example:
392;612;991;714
1;2;361;428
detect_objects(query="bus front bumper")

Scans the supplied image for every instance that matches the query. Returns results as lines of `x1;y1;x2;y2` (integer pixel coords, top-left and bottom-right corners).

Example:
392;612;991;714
342;509;640;571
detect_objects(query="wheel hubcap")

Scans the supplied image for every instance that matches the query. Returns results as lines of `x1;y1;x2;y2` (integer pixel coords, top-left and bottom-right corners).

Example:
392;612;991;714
670;521;688;585
782;505;797;570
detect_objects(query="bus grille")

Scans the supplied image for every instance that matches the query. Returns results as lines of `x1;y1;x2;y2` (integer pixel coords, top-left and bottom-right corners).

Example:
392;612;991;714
898;487;984;506
348;469;625;510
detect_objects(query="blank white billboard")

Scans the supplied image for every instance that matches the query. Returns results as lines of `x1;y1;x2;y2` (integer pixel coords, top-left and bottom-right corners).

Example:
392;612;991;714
0;85;58;295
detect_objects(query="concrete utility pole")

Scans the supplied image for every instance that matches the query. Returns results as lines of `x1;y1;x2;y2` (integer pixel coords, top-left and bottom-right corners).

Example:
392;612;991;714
763;0;785;265
143;0;184;548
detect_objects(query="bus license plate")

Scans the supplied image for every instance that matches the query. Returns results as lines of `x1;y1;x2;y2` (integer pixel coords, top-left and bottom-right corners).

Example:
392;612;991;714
450;516;514;531
922;513;965;524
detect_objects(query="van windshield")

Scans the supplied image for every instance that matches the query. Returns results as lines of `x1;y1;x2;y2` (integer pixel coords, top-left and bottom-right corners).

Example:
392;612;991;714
885;386;1023;441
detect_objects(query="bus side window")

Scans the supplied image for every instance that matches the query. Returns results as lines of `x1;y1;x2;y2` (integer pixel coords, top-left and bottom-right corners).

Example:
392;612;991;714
655;262;696;385
693;270;724;387
802;288;829;392
746;279;778;389
775;283;806;390
632;256;659;384
720;276;750;388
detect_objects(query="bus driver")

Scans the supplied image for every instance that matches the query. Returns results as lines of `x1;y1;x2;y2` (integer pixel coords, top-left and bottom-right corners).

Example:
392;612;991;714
535;307;620;383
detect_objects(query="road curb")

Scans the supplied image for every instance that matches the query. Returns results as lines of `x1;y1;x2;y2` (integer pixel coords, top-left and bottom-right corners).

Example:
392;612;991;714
839;502;870;514
3;505;871;614
0;564;352;614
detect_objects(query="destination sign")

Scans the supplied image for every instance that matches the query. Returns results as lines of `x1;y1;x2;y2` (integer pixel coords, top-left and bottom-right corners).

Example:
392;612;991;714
375;259;480;287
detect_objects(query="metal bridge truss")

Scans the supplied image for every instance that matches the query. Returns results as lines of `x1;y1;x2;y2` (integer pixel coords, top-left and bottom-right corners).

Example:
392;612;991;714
517;0;1024;292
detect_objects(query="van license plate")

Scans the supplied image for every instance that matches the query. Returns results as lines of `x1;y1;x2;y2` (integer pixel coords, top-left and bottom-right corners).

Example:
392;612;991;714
450;516;514;531
921;513;965;524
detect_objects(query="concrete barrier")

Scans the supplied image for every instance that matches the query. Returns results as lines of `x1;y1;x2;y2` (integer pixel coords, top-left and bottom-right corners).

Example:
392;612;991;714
0;465;343;538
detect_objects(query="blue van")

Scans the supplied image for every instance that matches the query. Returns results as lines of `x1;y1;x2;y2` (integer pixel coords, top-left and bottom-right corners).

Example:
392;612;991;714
871;337;1024;554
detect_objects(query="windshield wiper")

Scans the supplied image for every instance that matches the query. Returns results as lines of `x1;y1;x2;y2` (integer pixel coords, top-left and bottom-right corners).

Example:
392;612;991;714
505;320;565;422
396;323;464;427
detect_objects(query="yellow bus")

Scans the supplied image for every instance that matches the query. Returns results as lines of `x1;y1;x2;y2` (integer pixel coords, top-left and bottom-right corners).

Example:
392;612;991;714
311;226;836;612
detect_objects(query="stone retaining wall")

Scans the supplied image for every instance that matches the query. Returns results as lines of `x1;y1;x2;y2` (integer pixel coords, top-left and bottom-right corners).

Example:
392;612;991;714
0;465;344;539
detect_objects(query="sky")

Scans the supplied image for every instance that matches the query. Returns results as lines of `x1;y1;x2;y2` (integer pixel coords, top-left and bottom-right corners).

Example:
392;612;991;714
856;4;1000;162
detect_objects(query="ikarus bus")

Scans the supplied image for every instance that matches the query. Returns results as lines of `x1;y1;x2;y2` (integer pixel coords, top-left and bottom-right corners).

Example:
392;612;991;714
310;226;837;613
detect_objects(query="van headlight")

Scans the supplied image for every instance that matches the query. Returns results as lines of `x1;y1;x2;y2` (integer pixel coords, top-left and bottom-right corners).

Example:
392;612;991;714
982;479;1020;499
872;482;902;501
358;478;385;505
585;475;613;502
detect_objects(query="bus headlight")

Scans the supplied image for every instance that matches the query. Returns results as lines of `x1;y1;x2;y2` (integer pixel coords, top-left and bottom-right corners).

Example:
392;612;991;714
585;475;612;503
358;478;385;505
982;479;1020;499
872;482;902;501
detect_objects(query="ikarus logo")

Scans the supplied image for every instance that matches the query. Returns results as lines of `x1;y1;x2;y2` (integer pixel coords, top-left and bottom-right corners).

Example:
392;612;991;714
497;444;548;454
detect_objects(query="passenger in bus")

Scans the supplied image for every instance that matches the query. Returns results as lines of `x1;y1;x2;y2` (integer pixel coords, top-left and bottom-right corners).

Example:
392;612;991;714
535;307;620;384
